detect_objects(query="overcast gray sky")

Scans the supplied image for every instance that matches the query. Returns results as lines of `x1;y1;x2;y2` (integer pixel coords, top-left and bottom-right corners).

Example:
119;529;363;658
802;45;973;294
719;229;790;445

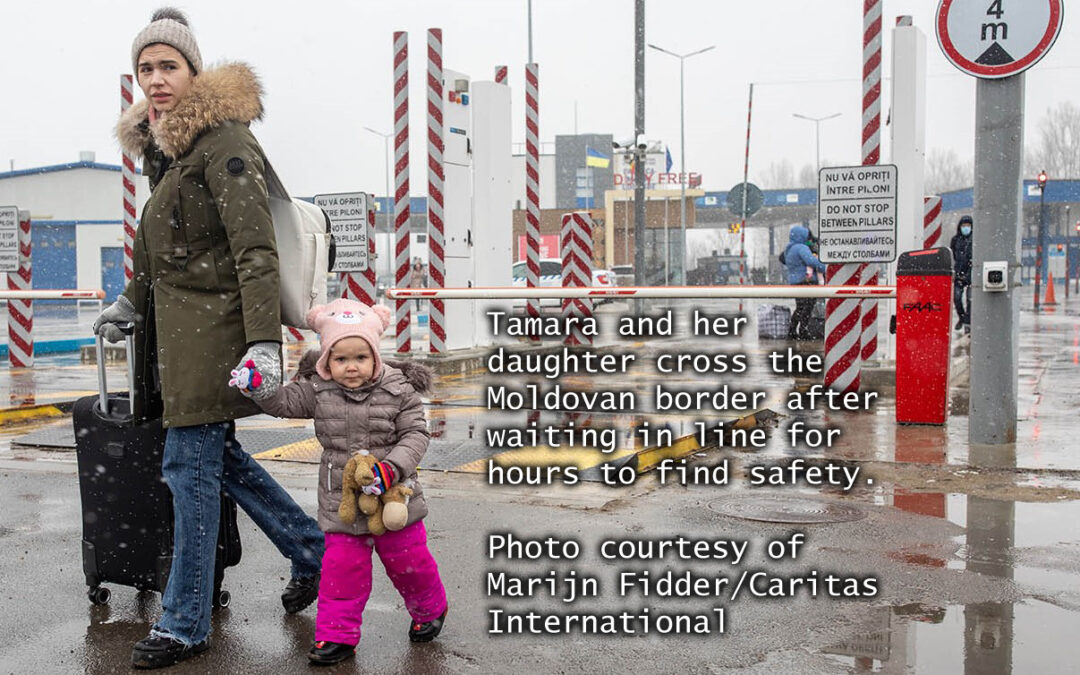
2;1;1076;197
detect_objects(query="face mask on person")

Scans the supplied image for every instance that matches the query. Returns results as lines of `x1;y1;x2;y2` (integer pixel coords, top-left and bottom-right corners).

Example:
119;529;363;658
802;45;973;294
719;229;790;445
961;226;972;236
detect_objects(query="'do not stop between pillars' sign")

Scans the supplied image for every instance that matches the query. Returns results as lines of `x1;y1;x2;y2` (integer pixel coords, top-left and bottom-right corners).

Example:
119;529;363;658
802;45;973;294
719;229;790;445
936;0;1063;79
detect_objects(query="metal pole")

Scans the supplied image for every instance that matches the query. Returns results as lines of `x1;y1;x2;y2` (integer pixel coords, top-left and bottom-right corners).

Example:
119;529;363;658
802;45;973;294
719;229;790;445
814;121;821;173
527;0;533;63
1066;206;1071;299
1036;185;1045;309
633;0;645;297
664;194;670;284
739;83;753;312
970;74;1024;446
363;127;393;232
624;195;629;264
793;112;841;173
648;43;714;285
679;58;686;286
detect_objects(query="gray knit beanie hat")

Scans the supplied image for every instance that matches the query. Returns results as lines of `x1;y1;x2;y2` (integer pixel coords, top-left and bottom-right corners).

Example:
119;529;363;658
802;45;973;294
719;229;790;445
131;7;203;75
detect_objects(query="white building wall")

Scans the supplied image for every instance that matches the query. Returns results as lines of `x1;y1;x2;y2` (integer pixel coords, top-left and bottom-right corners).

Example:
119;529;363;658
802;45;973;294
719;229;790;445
0;166;150;221
0;164;153;294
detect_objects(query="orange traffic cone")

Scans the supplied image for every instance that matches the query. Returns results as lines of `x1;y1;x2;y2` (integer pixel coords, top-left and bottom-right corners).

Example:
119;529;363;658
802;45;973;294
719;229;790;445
1045;272;1058;305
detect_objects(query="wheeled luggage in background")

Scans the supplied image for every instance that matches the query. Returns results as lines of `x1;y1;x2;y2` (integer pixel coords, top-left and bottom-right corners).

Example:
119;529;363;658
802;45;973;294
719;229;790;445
757;303;792;339
74;331;241;607
804;299;826;340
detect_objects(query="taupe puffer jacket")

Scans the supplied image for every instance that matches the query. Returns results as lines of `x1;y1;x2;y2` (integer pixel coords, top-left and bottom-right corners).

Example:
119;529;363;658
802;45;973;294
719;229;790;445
257;360;433;535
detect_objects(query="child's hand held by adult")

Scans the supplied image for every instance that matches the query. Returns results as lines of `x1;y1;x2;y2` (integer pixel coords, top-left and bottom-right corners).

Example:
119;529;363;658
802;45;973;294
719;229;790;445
232;342;282;400
228;360;263;397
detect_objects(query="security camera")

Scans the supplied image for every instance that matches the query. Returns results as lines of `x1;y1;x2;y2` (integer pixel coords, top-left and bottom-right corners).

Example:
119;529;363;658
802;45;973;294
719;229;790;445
614;138;635;149
636;134;647;150
983;261;1008;292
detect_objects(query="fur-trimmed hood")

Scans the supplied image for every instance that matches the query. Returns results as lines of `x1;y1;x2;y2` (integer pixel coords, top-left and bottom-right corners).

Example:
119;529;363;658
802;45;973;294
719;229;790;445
295;349;434;394
116;62;263;159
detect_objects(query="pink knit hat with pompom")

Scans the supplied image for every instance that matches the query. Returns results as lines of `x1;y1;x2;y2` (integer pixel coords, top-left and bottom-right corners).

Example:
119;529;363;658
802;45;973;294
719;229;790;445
306;299;392;380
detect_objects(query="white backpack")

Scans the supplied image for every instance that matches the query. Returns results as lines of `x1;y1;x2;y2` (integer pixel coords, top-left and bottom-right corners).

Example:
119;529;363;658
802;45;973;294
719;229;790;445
263;158;334;329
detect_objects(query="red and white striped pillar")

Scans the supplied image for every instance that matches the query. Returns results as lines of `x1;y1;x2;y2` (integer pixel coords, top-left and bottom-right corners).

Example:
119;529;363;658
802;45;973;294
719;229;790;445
7;211;33;368
525;63;541;326
359;195;378;305
426;28;446;354
826;0;880;390
393;30;412;354
923;196;943;249
121;75;137;283
560;212;594;346
494;65;507;84
858;0;883;366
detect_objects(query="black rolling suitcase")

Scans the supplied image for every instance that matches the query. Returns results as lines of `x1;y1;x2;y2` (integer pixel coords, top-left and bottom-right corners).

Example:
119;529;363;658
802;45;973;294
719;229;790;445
75;331;241;608
805;299;826;340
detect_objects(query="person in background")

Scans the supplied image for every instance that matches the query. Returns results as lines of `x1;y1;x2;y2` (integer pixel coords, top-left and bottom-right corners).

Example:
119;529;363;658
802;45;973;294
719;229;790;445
950;215;973;333
409;257;427;312
783;225;828;340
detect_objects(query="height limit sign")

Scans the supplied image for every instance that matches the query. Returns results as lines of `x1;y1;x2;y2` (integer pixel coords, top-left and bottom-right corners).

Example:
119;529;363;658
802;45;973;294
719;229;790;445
817;165;897;264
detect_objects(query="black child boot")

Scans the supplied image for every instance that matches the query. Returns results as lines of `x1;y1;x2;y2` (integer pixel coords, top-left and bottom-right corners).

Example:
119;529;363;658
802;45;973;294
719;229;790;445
409;606;448;643
308;641;355;666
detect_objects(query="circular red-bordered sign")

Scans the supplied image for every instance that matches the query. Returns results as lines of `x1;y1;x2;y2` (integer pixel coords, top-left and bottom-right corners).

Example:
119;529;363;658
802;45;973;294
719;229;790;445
937;0;1063;79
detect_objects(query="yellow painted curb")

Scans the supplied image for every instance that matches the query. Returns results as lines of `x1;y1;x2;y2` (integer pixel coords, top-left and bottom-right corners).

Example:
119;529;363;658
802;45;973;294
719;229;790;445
0;405;65;426
253;437;322;462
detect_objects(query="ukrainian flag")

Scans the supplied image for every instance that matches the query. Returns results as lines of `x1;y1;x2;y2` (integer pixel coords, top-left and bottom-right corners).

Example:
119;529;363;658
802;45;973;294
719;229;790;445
585;146;610;168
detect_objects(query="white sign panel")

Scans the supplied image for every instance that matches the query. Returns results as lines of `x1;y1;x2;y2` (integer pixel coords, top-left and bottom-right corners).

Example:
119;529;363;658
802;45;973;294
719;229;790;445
313;192;369;273
817;165;898;264
0;206;20;273
937;0;1063;79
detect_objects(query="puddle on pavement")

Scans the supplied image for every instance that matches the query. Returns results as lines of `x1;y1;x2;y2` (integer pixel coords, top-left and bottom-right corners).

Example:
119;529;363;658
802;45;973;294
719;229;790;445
820;494;1080;673
822;599;1080;673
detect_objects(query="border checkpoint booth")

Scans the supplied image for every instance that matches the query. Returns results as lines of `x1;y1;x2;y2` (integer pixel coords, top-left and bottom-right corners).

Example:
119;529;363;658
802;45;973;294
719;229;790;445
440;68;513;351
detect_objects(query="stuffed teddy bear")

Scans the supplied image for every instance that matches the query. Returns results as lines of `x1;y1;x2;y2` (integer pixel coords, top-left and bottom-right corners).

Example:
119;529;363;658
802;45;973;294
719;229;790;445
339;451;413;536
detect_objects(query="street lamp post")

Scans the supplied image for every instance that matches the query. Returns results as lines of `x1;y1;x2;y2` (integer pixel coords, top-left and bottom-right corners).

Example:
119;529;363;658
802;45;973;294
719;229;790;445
648;42;715;286
1074;220;1080;295
792;112;842;174
1035;170;1048;309
362;126;393;232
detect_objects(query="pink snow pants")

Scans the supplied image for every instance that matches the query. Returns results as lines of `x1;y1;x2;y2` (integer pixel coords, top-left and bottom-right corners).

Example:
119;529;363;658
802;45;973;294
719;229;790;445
315;521;447;645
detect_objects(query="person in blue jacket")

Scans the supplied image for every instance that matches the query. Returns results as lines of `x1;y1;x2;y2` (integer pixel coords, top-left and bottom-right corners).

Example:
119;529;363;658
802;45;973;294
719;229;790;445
783;225;828;340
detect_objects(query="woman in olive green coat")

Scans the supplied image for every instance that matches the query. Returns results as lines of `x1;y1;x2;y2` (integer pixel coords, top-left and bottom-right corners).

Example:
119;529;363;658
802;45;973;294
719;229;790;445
94;8;324;669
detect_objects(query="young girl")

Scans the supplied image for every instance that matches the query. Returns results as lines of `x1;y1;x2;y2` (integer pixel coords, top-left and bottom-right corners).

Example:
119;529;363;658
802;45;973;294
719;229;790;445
230;298;448;665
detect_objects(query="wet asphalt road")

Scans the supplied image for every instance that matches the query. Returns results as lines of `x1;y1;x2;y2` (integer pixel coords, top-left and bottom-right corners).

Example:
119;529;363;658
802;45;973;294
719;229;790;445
2;295;1080;672
2;450;1080;674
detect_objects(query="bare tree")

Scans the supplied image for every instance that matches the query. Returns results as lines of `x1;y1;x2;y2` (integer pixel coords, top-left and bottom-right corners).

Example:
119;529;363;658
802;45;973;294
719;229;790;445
1026;101;1080;179
925;148;973;194
759;159;795;189
797;163;817;188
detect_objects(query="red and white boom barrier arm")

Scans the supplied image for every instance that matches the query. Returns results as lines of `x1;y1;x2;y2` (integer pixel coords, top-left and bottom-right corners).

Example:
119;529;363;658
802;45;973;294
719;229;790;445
0;289;105;300
387;286;896;300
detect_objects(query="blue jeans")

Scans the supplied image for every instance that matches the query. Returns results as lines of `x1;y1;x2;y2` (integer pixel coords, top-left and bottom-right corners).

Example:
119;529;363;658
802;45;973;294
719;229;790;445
153;422;324;645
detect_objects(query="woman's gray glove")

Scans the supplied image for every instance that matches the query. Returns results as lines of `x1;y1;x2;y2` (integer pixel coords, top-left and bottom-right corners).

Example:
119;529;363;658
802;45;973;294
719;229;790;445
232;341;282;401
93;296;136;343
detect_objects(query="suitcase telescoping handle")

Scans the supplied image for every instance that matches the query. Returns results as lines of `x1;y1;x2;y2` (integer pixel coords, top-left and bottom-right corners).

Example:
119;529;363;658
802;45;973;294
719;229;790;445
95;323;136;417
